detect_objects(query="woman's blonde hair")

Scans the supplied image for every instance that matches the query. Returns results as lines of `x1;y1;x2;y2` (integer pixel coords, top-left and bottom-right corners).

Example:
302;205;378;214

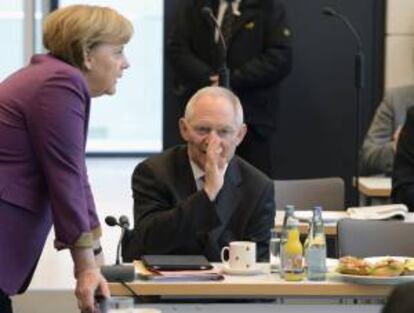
43;5;133;70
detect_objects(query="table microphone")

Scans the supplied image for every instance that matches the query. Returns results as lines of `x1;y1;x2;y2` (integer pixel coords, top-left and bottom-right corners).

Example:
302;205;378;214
201;6;230;88
101;215;135;282
104;215;118;227
119;215;130;229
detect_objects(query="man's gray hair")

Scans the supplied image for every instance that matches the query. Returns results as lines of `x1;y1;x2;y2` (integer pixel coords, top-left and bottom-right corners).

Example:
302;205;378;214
184;86;244;125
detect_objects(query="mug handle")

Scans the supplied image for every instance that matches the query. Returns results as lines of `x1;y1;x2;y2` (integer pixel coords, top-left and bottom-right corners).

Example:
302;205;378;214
221;246;230;266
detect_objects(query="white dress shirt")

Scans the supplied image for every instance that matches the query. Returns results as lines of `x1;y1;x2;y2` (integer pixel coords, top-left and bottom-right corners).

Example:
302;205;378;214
189;159;206;191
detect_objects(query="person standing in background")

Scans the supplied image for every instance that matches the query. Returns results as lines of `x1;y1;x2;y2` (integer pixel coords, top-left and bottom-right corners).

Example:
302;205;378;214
0;5;133;313
168;0;292;177
360;85;414;176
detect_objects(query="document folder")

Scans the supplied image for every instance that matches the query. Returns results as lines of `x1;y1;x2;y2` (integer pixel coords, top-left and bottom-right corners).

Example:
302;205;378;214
141;255;213;271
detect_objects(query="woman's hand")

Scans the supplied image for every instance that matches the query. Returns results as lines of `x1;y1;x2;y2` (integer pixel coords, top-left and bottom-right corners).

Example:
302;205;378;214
71;247;110;312
75;268;110;313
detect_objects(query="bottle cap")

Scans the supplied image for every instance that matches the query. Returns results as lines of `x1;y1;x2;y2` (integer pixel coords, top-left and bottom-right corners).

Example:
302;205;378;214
287;216;298;226
285;204;295;213
313;206;323;212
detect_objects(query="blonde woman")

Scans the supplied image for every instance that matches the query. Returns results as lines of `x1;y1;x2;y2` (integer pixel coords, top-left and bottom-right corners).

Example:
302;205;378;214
0;5;133;313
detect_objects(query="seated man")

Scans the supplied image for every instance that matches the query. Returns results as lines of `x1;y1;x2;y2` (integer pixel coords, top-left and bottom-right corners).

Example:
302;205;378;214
360;85;414;176
123;86;275;262
392;106;414;211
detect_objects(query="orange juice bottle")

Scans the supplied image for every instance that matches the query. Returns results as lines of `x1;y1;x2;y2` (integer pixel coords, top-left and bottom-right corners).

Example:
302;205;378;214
283;217;304;281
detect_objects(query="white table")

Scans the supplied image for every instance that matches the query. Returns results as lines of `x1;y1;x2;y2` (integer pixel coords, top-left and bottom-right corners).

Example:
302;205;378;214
104;263;387;313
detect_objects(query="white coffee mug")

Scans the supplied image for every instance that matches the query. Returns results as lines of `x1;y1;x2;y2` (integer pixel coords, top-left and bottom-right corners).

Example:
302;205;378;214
221;241;256;270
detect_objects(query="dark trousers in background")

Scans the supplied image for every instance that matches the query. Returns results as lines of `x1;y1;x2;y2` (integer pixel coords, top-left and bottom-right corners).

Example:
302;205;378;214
0;289;12;313
236;125;275;178
393;183;414;212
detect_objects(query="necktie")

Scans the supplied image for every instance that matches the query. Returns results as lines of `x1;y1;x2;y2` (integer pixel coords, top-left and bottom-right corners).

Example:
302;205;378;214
197;175;205;191
221;1;234;46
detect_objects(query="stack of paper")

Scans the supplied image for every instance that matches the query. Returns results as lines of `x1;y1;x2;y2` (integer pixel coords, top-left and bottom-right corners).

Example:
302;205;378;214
346;204;408;220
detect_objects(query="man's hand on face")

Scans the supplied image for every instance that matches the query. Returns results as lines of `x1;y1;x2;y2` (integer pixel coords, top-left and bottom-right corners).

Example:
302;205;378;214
203;135;227;201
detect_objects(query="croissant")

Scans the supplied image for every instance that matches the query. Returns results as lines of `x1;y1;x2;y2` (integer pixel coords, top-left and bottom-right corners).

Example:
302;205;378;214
337;256;372;276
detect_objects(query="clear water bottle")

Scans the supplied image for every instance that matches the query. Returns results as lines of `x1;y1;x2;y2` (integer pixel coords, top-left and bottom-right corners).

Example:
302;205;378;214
280;205;296;278
306;206;327;281
269;228;280;272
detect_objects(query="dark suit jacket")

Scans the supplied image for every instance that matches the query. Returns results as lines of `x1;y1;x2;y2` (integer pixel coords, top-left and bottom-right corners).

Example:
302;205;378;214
392;106;414;211
168;0;292;130
123;146;275;262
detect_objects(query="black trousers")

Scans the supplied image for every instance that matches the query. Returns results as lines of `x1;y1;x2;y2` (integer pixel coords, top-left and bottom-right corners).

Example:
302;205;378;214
393;183;414;212
0;289;12;313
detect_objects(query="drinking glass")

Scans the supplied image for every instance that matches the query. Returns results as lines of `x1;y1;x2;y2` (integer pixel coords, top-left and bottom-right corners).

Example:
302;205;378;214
269;228;281;273
105;296;134;313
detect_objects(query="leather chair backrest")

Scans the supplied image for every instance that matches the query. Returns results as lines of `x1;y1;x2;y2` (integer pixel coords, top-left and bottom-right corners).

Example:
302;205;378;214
337;218;414;257
273;177;345;211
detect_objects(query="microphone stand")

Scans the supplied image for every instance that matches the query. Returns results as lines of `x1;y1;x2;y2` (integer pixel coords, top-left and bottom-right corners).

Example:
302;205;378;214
115;227;126;265
202;7;230;88
323;7;365;205
101;215;135;282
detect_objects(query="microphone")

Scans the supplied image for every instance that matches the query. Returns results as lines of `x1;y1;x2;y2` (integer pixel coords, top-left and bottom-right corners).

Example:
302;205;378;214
105;215;129;229
201;6;230;88
323;6;365;205
104;215;117;227
322;6;364;88
322;6;335;16
102;215;135;282
105;215;130;264
322;7;362;50
119;215;130;229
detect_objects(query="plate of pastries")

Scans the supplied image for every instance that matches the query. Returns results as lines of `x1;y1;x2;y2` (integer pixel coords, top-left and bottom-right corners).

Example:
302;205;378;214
335;256;414;285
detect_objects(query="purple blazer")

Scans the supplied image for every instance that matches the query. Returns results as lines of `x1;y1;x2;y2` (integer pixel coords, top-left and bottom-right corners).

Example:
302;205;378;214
0;54;99;295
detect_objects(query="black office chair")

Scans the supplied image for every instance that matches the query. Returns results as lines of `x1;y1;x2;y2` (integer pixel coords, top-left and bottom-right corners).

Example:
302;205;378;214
337;219;414;257
382;282;414;313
